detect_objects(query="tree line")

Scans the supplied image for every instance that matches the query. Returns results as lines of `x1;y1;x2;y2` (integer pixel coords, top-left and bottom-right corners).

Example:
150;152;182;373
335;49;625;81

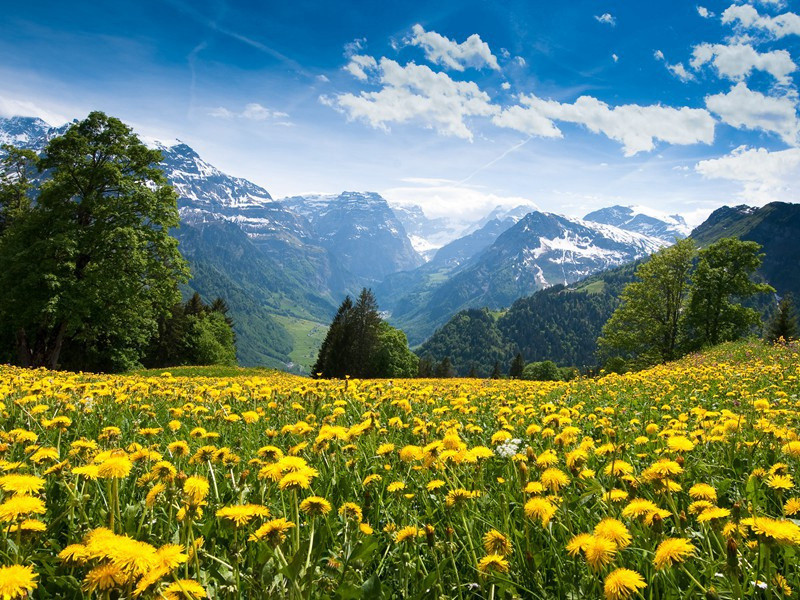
0;112;235;372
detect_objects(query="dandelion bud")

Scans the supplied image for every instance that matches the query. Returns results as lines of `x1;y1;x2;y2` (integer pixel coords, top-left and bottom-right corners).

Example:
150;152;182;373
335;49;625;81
651;513;663;534
526;446;536;461
732;501;741;523
425;524;435;548
726;538;738;571
705;587;720;600
679;511;687;527
446;527;454;539
676;455;684;467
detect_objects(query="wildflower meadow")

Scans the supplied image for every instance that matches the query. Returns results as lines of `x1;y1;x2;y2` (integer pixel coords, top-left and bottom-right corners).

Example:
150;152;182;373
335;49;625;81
0;340;798;599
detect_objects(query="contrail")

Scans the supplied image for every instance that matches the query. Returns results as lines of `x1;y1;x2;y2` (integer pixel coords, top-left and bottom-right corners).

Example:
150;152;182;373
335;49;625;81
458;136;532;185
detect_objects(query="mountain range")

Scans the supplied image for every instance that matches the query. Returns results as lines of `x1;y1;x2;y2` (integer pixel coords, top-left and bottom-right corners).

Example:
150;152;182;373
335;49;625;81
419;201;799;376
1;114;745;373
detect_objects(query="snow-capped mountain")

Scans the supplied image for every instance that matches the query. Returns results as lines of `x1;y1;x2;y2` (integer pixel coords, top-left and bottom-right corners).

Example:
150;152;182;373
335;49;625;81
0;116;67;149
389;209;667;344
389;203;462;259
284;192;424;283
583;205;690;242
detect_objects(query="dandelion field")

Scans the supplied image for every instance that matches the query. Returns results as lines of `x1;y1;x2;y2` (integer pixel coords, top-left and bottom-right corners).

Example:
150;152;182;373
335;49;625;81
0;342;799;599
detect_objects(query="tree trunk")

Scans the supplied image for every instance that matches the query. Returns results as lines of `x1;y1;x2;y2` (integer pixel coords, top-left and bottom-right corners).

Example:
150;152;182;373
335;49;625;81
15;328;32;367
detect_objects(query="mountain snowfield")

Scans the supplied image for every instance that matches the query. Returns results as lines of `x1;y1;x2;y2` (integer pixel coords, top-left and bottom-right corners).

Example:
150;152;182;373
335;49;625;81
1;114;688;369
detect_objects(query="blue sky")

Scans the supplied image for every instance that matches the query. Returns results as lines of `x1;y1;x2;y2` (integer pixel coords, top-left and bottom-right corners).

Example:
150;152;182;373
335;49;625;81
1;0;799;225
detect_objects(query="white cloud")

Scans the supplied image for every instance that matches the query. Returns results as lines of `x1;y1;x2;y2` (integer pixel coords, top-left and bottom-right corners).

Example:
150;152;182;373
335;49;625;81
0;95;69;125
209;103;290;123
697;6;714;18
344;54;377;80
514;56;526;67
595;13;616;26
316;74;330;83
654;50;665;61
493;93;715;155
209;106;234;119
695;145;800;202
407;24;500;71
323;58;497;140
722;4;800;38
690;42;796;83
667;63;696;81
383;179;538;224
501;82;511;90
612;53;619;62
705;82;799;144
344;37;367;56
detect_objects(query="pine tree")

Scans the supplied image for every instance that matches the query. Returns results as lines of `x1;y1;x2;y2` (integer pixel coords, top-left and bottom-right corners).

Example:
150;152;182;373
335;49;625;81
509;353;525;378
766;294;799;343
313;296;354;378
435;357;454;378
490;361;501;379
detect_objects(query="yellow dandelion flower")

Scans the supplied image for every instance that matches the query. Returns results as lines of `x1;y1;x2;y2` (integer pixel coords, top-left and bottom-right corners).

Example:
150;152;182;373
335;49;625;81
477;554;510;575
394;526;420;543
483;530;512;556
768;474;795;491
604;568;646;600
697;507;731;523
653;538;696;569
299;496;332;516
0;475;45;495
566;533;594;557
0;495;46;522
585;536;617;571
523;497;557;526
689;483;717;502
97;456;132;479
338;502;363;523
249;518;295;545
163;579;207;600
540;468;570;492
594;518;632;549
216;504;270;527
0;564;37;599
784;497;800;516
183;476;209;505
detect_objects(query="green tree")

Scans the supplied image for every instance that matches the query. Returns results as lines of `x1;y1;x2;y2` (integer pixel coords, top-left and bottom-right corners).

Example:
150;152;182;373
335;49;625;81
0;112;189;371
509;353;525;378
765;294;798;343
683;238;773;350
0;145;38;233
435;357;454;378
312;296;354;378
490;361;502;379
598;238;695;366
188;311;237;366
371;321;419;378
314;289;417;379
522;360;561;381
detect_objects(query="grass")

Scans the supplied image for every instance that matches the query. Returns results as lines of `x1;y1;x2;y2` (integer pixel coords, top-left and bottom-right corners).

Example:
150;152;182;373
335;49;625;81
272;314;327;372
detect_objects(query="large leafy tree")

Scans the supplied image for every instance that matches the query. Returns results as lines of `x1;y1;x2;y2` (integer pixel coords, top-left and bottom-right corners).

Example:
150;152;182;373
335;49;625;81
0;111;189;371
683;238;773;350
598;238;696;366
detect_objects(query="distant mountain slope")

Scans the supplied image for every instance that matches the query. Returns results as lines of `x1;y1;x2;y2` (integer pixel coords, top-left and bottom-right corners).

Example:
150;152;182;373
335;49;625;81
416;201;800;375
417;266;637;376
392;210;664;344
284;192;423;284
584;205;690;241
690;202;800;300
376;209;525;318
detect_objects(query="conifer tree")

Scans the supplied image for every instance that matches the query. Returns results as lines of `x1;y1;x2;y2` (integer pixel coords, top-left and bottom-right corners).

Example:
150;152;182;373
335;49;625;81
766;294;798;343
509;353;525;378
